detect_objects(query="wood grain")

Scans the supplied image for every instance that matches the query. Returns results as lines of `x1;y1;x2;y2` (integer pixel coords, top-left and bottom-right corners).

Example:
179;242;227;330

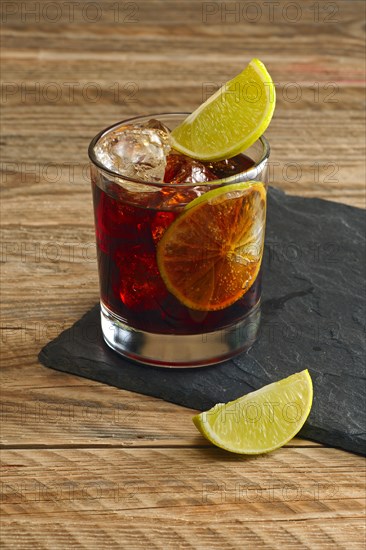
1;447;364;517
1;0;365;548
1;448;365;548
1;339;323;448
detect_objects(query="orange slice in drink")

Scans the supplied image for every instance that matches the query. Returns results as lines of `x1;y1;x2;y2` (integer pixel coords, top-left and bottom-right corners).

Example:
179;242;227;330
156;182;266;311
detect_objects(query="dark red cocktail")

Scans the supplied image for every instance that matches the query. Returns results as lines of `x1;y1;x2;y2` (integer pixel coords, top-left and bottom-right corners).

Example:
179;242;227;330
89;114;270;367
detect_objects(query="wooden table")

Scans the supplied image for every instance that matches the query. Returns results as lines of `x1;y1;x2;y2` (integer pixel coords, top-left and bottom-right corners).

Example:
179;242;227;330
1;1;365;547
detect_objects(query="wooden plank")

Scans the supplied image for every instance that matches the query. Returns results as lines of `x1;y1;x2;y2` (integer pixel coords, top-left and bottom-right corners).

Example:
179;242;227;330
1;448;364;547
0;0;363;56
0;518;364;550
1;447;364;518
0;0;361;25
0;362;321;448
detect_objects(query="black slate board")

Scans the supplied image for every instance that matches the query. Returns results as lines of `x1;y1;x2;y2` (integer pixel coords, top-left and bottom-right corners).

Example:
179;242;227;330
39;187;366;455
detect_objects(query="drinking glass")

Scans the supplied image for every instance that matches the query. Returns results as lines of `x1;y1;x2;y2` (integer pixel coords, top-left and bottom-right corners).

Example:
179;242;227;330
89;113;270;367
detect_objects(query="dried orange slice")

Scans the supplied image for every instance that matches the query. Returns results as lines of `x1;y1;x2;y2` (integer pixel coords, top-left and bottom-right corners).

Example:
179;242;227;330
156;182;266;311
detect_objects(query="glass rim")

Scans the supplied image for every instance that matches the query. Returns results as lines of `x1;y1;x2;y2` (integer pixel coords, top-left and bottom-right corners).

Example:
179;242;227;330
88;112;271;188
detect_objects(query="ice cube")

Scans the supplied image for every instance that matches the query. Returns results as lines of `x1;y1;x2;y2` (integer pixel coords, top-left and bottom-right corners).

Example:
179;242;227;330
94;120;171;182
164;152;218;184
117;249;167;310
206;154;255;179
145;118;171;133
151;211;176;245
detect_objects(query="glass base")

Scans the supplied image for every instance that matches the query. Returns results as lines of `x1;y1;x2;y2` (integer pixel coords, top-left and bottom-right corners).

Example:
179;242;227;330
100;302;261;368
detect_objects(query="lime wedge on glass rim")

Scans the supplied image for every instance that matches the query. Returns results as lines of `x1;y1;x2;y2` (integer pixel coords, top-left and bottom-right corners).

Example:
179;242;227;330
193;370;313;454
171;58;276;161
